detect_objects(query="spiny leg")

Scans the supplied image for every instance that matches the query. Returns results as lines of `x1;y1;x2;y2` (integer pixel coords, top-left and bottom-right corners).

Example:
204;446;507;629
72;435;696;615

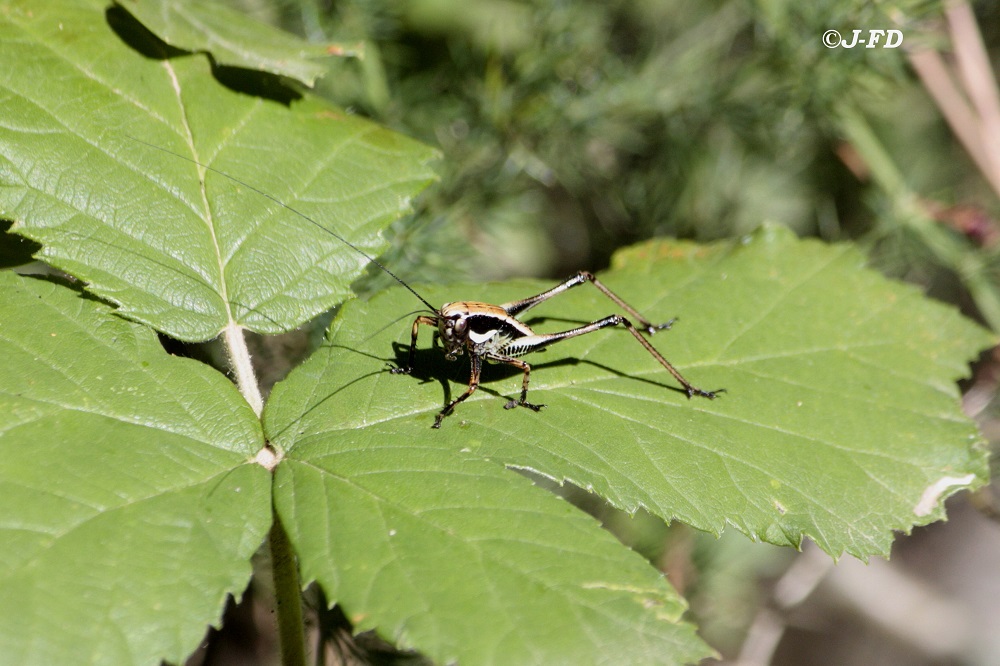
616;316;723;398
433;352;483;428
503;315;723;399
482;353;545;413
583;272;674;335
500;271;674;334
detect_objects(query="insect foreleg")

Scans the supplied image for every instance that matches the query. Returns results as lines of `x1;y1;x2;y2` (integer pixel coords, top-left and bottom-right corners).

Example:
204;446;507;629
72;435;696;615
390;315;438;375
501;271;674;335
434;351;483;428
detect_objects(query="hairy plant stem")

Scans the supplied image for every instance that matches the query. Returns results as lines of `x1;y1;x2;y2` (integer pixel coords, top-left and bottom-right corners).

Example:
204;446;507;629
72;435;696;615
223;321;264;416
270;510;307;666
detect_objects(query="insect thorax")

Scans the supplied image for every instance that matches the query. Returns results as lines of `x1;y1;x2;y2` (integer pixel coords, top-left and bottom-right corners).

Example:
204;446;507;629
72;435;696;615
439;301;534;357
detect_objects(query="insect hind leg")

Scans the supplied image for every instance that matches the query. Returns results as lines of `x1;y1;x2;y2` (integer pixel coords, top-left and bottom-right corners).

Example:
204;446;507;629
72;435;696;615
507;315;723;400
580;272;676;335
616;316;724;399
501;271;677;335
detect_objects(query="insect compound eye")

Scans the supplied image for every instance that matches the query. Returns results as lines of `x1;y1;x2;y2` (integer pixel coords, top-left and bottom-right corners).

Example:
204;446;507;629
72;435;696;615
452;316;467;338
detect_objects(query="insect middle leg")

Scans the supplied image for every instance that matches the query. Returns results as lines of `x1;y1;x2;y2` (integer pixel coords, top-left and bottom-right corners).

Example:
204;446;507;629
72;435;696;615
481;352;545;413
434;352;545;427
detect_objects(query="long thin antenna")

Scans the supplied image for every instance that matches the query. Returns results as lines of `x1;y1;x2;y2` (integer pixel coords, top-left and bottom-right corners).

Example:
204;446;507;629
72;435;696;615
126;135;439;314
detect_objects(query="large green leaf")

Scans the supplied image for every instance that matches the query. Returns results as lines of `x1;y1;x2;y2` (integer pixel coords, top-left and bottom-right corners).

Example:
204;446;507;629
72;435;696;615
267;226;992;565
0;0;437;342
0;271;271;665
276;443;711;665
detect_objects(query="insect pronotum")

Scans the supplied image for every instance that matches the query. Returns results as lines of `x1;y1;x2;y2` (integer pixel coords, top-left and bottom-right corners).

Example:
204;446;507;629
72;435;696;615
132;138;724;428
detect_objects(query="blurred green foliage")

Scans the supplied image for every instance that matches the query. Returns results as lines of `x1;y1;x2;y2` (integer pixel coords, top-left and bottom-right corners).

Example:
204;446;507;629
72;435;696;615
227;0;998;302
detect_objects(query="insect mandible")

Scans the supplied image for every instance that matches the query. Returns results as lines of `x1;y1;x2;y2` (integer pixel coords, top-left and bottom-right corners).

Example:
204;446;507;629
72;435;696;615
132;138;724;428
